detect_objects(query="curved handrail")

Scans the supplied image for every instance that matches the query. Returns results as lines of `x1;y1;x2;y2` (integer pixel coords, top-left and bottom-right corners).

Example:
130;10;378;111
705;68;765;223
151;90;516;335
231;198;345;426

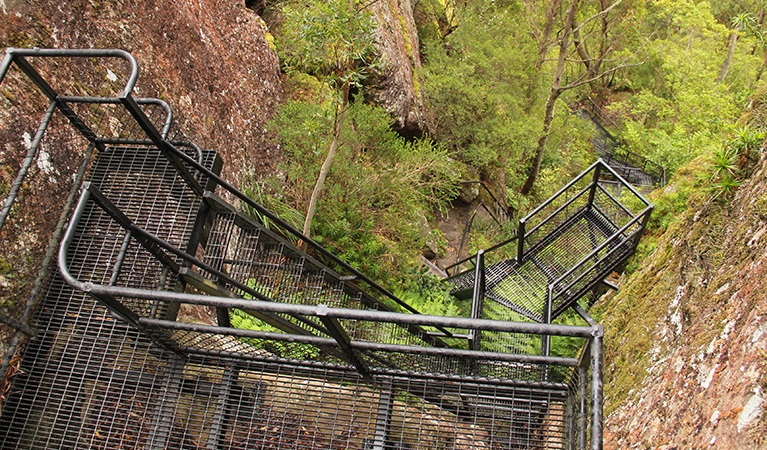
58;182;454;346
1;48;138;98
58;96;175;141
57;199;599;343
0;96;175;233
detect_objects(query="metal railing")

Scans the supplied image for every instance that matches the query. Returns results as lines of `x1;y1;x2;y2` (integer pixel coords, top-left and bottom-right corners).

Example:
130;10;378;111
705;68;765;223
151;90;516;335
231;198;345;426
517;159;652;262
450;180;512;272
0;48;436;324
581;97;667;187
446;159;653;328
0;48;607;449
0;48;176;389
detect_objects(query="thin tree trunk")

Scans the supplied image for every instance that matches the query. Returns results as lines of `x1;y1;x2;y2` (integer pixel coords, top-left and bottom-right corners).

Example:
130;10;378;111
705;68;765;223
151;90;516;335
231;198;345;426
757;52;767;82
717;31;739;83
524;0;562;112
521;0;577;195
521;88;562;195
301;83;350;246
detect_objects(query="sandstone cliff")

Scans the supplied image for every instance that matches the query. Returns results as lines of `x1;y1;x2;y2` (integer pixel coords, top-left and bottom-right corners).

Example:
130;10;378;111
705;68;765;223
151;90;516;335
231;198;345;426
366;0;430;136
598;152;767;447
2;0;283;171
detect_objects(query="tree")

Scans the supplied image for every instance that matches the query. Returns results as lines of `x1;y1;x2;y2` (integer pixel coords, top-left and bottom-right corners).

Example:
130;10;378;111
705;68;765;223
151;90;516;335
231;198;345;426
276;0;380;245
520;0;641;195
717;13;756;82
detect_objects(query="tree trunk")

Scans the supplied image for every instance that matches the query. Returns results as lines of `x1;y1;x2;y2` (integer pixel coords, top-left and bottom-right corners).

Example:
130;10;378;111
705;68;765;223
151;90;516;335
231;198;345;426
524;0;562;112
521;0;577;195
301;84;350;246
520;88;562;195
717;31;739;83
757;52;767;82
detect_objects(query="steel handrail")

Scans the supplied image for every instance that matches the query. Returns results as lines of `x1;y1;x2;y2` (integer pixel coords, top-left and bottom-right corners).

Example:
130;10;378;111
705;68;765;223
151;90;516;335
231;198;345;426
59;183;452;348
582;98;667;186
548;206;653;304
57;188;601;361
446;159;649;278
520;159;602;225
0;49;172;232
522;183;591;247
58;96;174;141
58;233;600;341
0;48;138;99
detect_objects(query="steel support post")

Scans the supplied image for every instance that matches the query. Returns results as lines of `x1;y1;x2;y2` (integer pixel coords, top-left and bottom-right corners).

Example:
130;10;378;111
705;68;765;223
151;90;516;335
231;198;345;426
146;357;186;450
587;163;603;208
205;367;238;450
578;354;589;450
542;286;553;357
469;250;485;351
590;326;604;450
370;378;395;450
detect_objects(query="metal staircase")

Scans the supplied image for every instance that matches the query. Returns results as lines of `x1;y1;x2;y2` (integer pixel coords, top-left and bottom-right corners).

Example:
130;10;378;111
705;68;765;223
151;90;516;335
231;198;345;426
0;48;608;449
446;161;653;353
580;97;666;187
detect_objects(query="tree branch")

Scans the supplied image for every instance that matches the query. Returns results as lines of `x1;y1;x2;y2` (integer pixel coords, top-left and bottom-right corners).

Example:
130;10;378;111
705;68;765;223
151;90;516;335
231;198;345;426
560;57;646;90
571;0;622;36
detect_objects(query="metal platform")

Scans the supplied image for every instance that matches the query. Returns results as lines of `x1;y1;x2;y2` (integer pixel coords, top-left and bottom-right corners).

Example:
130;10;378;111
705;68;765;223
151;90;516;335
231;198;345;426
0;48;605;449
579;98;666;187
446;161;653;337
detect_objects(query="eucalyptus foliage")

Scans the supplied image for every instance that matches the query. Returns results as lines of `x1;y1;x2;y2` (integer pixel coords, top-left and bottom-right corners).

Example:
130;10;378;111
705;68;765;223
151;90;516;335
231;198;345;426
276;0;379;88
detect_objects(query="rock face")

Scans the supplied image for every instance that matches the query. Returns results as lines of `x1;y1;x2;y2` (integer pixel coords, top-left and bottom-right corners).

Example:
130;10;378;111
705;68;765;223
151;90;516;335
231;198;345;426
0;0;282;351
597;153;767;448
366;0;430;137
1;0;283;177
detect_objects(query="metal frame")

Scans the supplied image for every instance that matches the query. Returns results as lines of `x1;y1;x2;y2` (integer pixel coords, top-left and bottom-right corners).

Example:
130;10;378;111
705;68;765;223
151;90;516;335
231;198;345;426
447;160;653;317
0;48;607;449
581;96;666;186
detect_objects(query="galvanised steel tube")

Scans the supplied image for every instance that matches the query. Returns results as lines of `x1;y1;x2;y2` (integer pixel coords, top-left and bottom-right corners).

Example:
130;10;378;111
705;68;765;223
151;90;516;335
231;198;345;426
60;202;599;340
3;48;139;98
0;101;57;231
521;184;591;244
595;159;653;207
58;96;174;139
59;270;601;340
590;325;604;450
594;182;639;218
139;317;581;367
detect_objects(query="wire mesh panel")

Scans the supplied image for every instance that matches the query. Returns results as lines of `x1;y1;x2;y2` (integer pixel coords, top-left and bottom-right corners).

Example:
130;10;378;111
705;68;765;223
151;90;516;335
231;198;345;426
0;140;218;449
447;161;653;328
0;49;182;394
